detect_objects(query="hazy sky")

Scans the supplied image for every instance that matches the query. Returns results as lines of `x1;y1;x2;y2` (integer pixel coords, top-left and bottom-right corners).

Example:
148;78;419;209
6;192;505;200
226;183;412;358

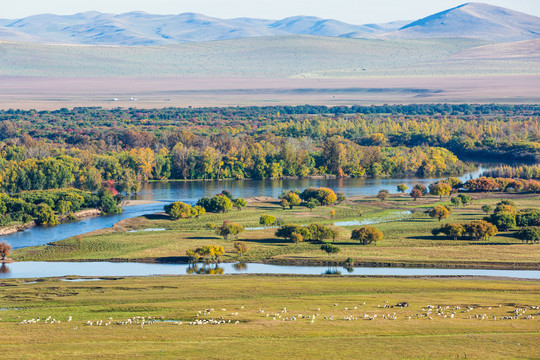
1;0;539;23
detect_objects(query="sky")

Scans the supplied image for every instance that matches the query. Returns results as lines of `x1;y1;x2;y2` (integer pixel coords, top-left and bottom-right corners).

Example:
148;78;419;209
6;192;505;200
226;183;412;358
1;0;539;23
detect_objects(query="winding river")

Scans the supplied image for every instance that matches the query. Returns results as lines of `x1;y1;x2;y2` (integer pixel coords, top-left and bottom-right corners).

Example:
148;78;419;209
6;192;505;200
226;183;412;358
3;166;537;279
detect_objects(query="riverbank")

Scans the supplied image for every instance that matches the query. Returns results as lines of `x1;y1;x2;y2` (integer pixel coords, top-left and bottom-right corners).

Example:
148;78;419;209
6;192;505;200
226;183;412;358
11;192;540;270
0;208;102;237
0;276;537;359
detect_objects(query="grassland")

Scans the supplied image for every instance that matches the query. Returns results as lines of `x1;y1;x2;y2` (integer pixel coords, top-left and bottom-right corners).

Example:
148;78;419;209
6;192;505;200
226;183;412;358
11;192;540;269
0;275;538;359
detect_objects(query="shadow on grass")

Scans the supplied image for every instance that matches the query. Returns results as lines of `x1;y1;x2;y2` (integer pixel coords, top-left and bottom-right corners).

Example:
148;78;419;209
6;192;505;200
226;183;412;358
143;214;169;221
185;236;221;240
245;238;292;245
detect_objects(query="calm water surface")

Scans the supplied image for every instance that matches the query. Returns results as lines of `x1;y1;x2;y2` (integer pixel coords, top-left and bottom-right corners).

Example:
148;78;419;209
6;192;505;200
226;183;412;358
0;262;538;279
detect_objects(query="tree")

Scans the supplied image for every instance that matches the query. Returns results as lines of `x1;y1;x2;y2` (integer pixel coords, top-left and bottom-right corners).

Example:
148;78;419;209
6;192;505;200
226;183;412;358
516;227;540;244
429;182;452;199
233;241;249;256
431;223;465;240
233;198;247;211
300;187;337;205
0;242;12;260
377;190;389;201
36;204;59;226
215;221;245;240
306;223;334;242
330;210;336;218
306;199;319;211
450;197;462;207
191;205;206;218
490;212;516;230
351;226;383;245
336;192;346;204
429;206;450;222
259;214;276;227
98;190;122;215
164;201;192;220
481;205;493;215
397;184;408;193
213;195;233;213
291;232;303;244
464;220;498;240
283;192;301;209
280;199;290;210
320;244;340;256
457;194;472;206
410;188;423;201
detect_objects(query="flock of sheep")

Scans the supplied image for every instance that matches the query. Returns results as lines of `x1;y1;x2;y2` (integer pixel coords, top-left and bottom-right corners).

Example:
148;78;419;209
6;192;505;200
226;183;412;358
16;302;538;327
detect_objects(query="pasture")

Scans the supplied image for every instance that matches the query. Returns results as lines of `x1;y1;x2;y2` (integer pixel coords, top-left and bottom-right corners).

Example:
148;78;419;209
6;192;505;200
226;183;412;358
0;276;538;359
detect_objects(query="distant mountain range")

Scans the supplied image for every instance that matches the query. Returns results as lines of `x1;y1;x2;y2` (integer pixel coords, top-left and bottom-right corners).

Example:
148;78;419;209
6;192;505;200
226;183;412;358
0;2;538;45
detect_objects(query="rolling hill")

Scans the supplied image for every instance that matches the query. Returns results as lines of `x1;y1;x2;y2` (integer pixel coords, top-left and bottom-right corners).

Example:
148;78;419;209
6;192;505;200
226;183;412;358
0;2;538;45
391;2;540;42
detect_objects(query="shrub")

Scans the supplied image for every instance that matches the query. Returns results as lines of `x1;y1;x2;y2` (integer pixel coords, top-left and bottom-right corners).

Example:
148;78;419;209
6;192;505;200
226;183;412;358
320;244;341;256
431;223;465;240
377;190;389;201
300;187;337;205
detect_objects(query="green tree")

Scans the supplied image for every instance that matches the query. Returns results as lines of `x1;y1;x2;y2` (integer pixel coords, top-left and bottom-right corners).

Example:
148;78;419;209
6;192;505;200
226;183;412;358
259;214;276;227
481;205;493;215
457;194;472;206
306;199;319;211
397;184;408;193
450;197;462;207
164;201;192;220
233;198;247;211
320;244;340;256
36;203;59;226
216;221;245;240
283;192;301;209
490;212;516;230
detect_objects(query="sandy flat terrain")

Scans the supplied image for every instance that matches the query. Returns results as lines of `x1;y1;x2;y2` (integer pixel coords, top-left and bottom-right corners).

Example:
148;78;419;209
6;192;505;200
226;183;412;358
0;75;538;110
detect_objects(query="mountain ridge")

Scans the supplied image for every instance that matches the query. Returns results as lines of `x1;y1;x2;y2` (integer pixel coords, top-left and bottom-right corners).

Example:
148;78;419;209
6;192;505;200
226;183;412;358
0;2;539;45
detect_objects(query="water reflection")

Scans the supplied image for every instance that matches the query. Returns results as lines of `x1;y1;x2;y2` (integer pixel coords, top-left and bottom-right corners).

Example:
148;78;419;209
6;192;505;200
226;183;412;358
0;263;9;274
323;267;342;275
186;264;225;275
233;262;248;271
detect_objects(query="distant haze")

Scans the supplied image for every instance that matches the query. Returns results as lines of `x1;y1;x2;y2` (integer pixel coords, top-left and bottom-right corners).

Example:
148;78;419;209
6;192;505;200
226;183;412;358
1;0;539;24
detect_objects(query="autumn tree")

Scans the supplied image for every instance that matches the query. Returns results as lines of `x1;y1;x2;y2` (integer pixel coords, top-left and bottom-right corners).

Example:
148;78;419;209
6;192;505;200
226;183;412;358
351;226;383;245
233;241;249;256
164;201;192;220
429;205;450;222
0;242;12;260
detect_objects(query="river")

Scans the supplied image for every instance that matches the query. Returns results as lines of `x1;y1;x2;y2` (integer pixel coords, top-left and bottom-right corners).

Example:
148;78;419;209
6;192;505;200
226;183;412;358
0;262;538;279
1;167;488;250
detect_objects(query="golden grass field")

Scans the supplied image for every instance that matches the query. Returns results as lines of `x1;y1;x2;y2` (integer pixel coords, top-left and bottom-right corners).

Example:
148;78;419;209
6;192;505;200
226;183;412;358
0;276;538;359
